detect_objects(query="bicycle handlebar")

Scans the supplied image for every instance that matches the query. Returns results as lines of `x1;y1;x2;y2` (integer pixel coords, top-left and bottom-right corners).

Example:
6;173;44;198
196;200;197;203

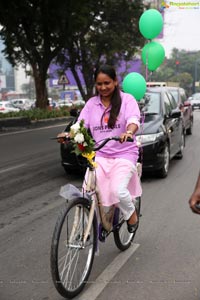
93;136;133;151
51;136;134;151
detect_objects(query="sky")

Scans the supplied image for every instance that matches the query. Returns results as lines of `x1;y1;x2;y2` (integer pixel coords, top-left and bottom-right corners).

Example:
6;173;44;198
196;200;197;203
160;6;200;57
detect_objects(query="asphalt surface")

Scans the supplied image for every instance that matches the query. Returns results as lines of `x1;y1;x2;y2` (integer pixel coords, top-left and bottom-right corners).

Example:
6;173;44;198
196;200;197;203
0;112;200;300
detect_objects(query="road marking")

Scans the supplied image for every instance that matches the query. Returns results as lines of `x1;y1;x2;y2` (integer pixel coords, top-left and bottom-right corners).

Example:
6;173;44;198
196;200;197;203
78;243;140;300
0;163;27;174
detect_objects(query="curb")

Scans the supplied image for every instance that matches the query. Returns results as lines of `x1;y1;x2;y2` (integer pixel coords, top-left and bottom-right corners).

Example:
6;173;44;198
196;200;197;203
0;116;73;133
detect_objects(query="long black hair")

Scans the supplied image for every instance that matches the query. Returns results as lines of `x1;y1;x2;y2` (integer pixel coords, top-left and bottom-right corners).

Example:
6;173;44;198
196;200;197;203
94;65;122;129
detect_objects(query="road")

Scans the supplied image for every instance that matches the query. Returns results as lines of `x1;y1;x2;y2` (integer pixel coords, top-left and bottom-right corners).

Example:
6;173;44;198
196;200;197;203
0;113;200;300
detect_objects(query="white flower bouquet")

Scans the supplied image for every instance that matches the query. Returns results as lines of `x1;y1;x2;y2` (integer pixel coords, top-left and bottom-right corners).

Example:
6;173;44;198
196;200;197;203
70;119;95;156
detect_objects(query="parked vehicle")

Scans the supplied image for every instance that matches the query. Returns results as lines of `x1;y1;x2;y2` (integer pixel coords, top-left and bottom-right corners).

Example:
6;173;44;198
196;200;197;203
73;99;85;106
165;86;193;135
0;101;20;113
189;93;200;110
10;98;33;110
57;99;73;108
57;99;85;108
58;87;185;178
136;87;185;177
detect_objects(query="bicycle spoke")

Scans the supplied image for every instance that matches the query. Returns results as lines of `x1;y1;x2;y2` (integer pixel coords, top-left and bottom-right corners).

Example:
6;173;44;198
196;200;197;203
51;198;96;298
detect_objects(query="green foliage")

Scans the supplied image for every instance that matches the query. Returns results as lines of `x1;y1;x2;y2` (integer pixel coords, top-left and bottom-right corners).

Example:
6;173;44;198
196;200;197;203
147;48;200;95
0;1;145;106
0;107;70;120
0;0;74;108
170;72;193;90
54;0;146;100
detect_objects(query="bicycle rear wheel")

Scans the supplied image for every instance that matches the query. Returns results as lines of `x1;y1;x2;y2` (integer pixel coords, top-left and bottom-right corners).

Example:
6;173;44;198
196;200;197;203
113;197;141;251
50;197;97;299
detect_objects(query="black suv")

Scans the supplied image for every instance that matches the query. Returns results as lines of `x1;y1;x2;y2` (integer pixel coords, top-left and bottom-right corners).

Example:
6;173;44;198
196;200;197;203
165;86;193;135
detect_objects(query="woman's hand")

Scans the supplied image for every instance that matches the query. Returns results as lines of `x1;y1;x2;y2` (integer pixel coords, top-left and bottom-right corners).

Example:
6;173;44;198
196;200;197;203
56;132;69;144
189;172;200;214
119;125;138;143
119;132;133;143
189;190;200;214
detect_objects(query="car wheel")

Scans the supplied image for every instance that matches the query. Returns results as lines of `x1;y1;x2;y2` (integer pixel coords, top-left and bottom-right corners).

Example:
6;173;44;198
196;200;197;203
156;143;170;178
63;165;75;174
175;132;185;159
63;164;86;176
186;119;193;135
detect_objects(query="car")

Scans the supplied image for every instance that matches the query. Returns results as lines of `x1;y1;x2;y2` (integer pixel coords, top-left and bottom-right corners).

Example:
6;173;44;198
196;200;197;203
10;98;33;110
57;99;73;108
57;99;85;108
165;86;193;135
72;99;85;106
0;101;20;113
136;87;185;178
58;87;185;178
189;93;200;110
59;109;88;174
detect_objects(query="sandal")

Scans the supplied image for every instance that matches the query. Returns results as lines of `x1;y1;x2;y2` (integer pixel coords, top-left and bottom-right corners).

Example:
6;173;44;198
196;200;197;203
127;221;138;233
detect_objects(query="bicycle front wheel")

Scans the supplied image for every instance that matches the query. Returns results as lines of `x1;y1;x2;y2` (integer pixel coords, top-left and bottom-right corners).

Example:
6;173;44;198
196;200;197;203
50;197;97;299
113;197;141;251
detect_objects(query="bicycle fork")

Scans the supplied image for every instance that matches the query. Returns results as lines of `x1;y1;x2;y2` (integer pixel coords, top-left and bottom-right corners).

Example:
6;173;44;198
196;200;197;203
69;199;95;248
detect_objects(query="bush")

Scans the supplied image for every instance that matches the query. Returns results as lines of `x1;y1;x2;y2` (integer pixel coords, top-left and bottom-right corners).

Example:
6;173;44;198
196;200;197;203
0;107;72;120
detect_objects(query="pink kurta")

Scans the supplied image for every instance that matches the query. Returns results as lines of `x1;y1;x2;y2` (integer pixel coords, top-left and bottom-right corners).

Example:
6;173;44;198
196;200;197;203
78;91;140;164
95;157;142;206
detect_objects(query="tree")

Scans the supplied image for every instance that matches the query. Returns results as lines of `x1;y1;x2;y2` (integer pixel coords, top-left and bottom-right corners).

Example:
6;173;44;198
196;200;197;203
0;0;77;108
56;0;145;101
149;48;200;95
0;0;145;108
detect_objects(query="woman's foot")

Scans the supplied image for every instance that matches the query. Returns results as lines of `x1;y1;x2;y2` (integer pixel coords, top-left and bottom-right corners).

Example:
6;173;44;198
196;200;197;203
127;210;138;233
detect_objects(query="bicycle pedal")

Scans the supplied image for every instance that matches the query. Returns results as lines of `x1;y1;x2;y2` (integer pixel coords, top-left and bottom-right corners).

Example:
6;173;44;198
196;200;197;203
139;213;142;217
99;234;105;242
99;228;108;242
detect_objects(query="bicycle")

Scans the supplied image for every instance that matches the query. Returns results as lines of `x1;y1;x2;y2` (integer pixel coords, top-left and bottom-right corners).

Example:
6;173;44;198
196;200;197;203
50;136;142;299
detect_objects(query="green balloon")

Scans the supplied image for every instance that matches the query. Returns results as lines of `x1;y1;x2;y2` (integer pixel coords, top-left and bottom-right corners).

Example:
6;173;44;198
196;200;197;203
141;41;165;71
122;72;147;101
139;9;163;39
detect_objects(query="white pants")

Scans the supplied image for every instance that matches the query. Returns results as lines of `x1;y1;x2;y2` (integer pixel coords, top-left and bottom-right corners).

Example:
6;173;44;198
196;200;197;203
117;169;136;221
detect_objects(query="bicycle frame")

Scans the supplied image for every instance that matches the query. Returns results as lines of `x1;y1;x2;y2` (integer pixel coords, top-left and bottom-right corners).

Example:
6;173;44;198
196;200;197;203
81;159;121;245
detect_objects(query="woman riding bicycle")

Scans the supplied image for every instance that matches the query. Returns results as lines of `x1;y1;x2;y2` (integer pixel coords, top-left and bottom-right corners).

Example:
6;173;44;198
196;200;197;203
59;64;142;233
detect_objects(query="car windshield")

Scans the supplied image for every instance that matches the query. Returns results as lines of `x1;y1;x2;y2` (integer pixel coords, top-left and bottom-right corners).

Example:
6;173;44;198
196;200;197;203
140;92;161;114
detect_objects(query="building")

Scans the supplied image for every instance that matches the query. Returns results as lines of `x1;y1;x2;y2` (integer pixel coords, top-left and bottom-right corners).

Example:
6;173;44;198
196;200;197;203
0;40;15;93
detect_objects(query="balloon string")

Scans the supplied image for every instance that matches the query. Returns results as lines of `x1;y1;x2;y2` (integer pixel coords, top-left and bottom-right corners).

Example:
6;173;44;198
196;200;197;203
145;65;148;82
145;47;149;83
139;112;145;168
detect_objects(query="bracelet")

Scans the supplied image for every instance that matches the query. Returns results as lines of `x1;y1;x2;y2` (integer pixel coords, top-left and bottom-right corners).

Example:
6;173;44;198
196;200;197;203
126;130;133;135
